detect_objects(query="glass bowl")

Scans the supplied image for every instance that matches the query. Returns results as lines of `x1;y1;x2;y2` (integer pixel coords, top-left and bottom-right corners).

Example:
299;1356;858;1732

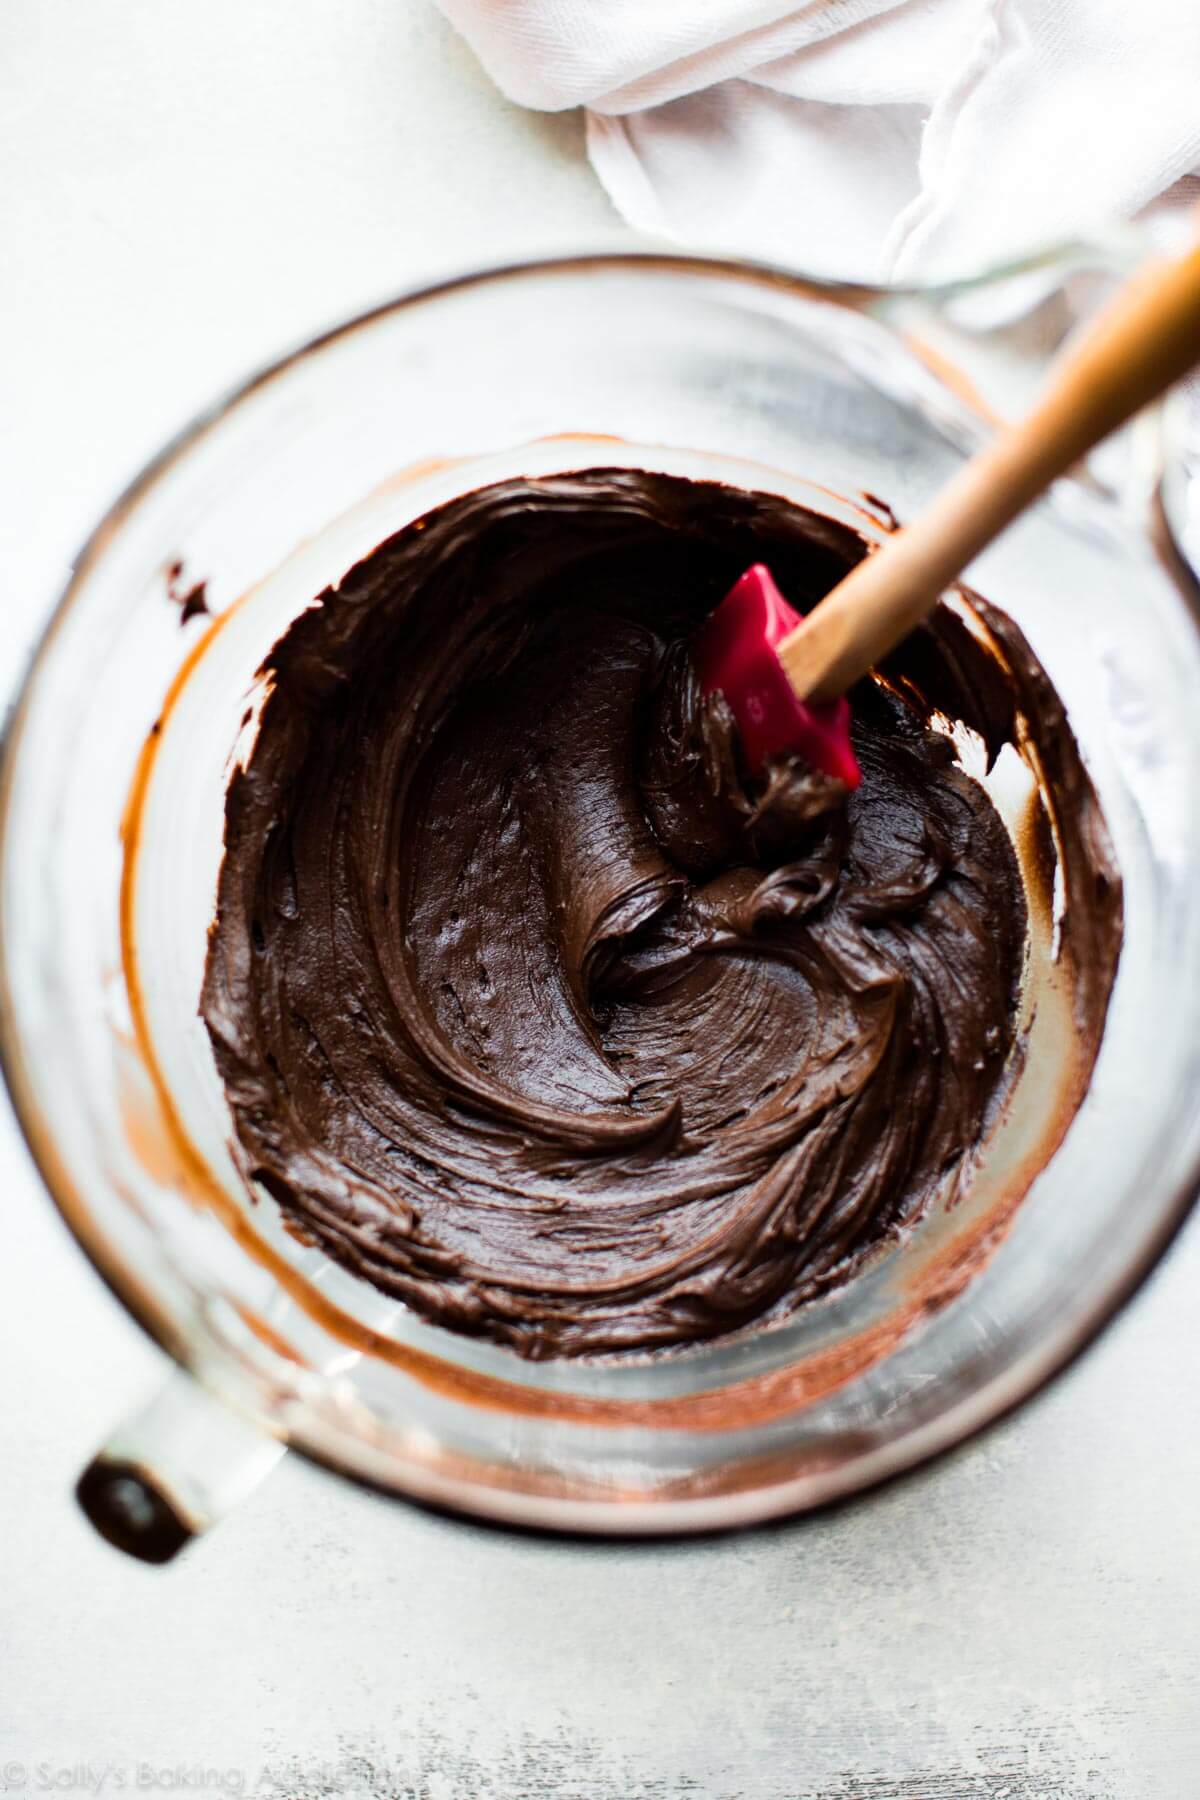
4;252;1199;1559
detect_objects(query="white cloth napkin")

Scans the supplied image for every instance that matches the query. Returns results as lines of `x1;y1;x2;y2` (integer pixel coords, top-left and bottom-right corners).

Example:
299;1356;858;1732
434;0;1200;283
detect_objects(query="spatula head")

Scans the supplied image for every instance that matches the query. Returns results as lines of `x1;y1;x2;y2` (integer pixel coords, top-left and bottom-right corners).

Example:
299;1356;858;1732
694;564;861;788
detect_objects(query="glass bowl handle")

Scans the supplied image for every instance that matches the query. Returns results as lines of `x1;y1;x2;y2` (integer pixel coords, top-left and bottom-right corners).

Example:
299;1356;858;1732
74;1368;285;1563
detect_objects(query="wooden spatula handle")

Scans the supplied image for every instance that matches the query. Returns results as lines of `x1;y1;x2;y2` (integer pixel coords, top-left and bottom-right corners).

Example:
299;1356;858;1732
778;239;1200;704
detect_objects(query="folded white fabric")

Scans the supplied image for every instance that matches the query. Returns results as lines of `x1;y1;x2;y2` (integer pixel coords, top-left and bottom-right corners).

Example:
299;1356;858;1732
434;0;1200;282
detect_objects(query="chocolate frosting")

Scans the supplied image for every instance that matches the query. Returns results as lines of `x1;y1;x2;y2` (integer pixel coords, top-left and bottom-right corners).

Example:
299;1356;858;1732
201;470;1121;1359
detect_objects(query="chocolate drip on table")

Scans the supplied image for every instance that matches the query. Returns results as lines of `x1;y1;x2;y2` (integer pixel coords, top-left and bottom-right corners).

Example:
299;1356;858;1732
202;470;1120;1359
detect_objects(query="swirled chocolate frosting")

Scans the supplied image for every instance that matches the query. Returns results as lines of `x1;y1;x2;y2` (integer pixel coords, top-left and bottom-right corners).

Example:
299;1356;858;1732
201;470;1121;1359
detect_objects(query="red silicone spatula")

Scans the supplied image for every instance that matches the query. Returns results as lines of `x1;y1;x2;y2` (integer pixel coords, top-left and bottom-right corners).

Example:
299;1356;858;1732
693;562;862;787
697;232;1200;785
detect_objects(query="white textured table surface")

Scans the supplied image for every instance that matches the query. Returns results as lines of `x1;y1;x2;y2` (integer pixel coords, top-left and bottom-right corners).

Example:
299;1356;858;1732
1;7;1197;1797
